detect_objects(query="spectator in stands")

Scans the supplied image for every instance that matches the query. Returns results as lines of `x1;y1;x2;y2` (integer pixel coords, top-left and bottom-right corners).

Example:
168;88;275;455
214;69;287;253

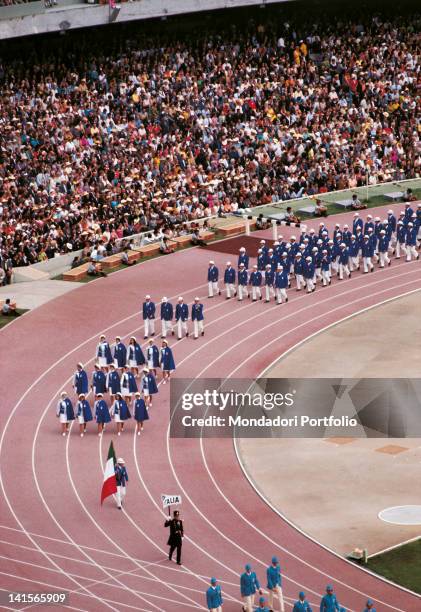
1;298;20;317
314;199;328;218
87;260;107;278
121;248;135;266
285;207;301;225
404;189;417;202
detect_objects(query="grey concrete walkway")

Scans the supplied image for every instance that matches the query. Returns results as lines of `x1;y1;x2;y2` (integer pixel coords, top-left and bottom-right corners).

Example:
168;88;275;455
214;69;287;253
0;280;80;310
239;290;421;557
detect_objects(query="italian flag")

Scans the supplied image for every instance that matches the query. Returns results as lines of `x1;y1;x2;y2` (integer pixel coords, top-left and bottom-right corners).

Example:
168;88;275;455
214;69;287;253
101;441;117;505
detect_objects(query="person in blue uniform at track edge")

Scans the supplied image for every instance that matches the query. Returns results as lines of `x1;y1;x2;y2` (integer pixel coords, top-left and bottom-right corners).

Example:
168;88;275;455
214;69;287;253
192;296;205;338
142;294;156;339
141;367;158;407
362;235;374;273
293;591;312;612
294;253;305;291
237;263;249;301
111;392;131;436
56;391;75;436
274;264;288;305
115;457;129;509
405;222;419;261
255;596;270;611
92;364;107;395
338;243;351;280
264;264;275;303
224;262;236;299
97;334;113;372
266;555;285;611
238;246;249;269
303;256;316;293
106;363;121;404
206;577;223;612
175;296;189;339
76;393;93;437
134;391;149;435
250;265;263;301
146;339;160;375
73;362;89;396
121;365;138;403
320;585;340;612
160;297;174;339
395;221;407;259
240;563;262;612
113;336;127;371
378;229;391;268
208;260;221;297
94;393;111;436
160;339;176;384
362;599;376;612
127;336;145;378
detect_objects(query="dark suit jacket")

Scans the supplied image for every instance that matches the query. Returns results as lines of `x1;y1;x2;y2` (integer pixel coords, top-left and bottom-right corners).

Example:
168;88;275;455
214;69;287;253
165;518;184;546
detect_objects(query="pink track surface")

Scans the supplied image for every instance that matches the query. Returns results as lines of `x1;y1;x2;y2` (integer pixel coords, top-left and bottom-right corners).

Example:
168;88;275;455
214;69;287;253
1;203;420;612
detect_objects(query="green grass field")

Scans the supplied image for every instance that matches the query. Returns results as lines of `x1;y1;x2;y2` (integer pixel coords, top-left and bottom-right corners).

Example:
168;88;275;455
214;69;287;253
0;309;27;329
366;538;421;594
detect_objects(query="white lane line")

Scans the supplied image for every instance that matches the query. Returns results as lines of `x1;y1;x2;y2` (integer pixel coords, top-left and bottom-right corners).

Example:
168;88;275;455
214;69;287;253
198;283;421;610
167;274;421;611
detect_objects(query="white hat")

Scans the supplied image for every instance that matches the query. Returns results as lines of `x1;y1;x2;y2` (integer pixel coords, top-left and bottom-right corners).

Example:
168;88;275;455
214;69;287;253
408;222;413;227
178;296;183;301
260;240;265;244
367;214;372;219
135;392;141;397
130;336;136;341
375;217;380;222
340;242;346;247
253;264;257;268
60;391;67;398
100;334;106;340
380;229;386;234
209;260;214;265
77;362;83;368
145;294;151;299
162;297;167;302
78;393;85;398
143;367;149;372
306;256;312;261
194;296;200;301
226;261;231;265
388;210;394;214
240;263;245;267
117;458;125;464
239;247;245;251
265;264;271;268
115;336;121;341
290;235;296;240
354;212;359;217
96;392;104;397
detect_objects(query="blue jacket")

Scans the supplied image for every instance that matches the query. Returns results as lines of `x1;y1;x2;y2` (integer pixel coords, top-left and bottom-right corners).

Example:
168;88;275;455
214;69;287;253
206;586;223;609
57;398;75;420
293;600;313;612
97;341;113;364
294;259;304;275
275;270;288;289
121;371;138;393
207;265;219;282
146;345;160;368
238;253;249;268
240;571;260;597
378;236;389;252
338;249;349;265
77;399;93;422
250;271;262;286
160;302;174;321
143;301;156;320
115;464;129;486
113;342;127;368
353;218;363;234
257;254;266;271
238;269;248;286
74;369;89;394
348;241;359;257
175;303;189;321
396;224;407;243
128;343;145;365
160;347;176;371
406;227;417;246
362;241;374;257
95;399;111;423
106;370;121;394
134;398;149;422
113;398;131;420
224;267;236;283
320;593;340;612
92;370;107;394
303;261;315;279
265;270;274;285
266;564;282;588
192;303;204;321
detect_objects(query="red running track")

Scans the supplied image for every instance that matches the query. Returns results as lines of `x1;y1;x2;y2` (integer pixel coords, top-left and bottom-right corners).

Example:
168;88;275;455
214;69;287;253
0;203;420;612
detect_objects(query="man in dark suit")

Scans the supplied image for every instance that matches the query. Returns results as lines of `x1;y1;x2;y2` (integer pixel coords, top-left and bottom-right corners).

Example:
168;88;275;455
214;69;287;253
165;510;183;565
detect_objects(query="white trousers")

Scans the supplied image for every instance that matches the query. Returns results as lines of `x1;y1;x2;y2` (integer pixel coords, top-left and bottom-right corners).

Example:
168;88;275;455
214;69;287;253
306;278;314;292
338;263;351;279
350;256;359;270
144;319;155;337
242;594;255;612
268;585;285;612
315;267;322;280
395;242;406;258
265;285;275;301
363;257;373;272
225;283;235;298
379;251;390;267
208;281;219;297
296;274;304;290
209;608;221;612
276;288;287;303
321;269;331;285
177;319;188;339
161;320;173;337
115;485;126;508
238;285;248;300
193;320;204;338
331;259;339;272
406;245;418;261
251;286;262;300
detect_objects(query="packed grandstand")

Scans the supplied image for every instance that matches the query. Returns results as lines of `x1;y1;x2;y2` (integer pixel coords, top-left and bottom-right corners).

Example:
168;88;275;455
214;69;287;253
0;2;419;276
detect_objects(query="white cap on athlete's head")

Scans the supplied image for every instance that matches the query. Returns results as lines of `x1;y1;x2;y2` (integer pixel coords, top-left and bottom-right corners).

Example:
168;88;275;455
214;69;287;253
322;249;327;253
194;296;200;301
265;264;271;268
388;209;394;214
290;235;296;240
253;264;258;269
309;228;315;234
367;214;372;219
143;367;149;372
375;217;381;222
380;229;386;234
145;294;151;299
354;212;359;217
209;260;214;265
260;240;265;244
408;222;413;227
117;458;125;464
306;256;312;261
178;296;183;302
226;261;231;266
60;391;67;398
239;247;245;252
115;336;121;341
100;334;106;340
162;296;167;302
135;392;141;397
78;393;85;398
77;362;83;368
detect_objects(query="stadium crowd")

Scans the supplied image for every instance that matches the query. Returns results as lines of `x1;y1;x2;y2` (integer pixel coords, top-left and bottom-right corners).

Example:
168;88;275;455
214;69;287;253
0;7;420;273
